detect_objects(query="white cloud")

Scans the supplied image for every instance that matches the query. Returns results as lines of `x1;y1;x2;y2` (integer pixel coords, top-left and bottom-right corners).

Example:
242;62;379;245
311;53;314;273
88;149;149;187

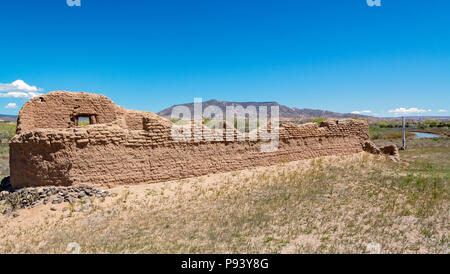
438;109;448;113
5;103;17;108
388;107;432;115
351;110;371;115
0;80;43;99
4;103;17;109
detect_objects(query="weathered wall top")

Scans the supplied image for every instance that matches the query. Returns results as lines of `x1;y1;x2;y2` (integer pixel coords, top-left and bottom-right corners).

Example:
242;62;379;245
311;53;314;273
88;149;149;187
16;91;172;134
17;91;120;133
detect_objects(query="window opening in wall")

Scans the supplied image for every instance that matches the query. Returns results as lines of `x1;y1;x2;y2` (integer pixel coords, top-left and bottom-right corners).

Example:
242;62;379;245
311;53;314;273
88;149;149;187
77;116;91;126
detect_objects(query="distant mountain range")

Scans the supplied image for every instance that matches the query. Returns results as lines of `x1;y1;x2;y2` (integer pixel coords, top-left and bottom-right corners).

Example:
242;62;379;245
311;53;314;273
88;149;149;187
381;116;450;121
0;114;17;122
1;102;448;124
157;99;375;120
157;100;450;122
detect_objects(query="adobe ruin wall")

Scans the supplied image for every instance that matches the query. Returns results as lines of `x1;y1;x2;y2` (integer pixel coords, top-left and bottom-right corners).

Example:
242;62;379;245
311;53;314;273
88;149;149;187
9;91;395;188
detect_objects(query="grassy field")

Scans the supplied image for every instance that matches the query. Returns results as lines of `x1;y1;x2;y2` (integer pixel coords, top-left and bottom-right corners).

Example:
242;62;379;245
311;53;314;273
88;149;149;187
0;122;15;178
0;135;448;253
369;122;449;139
369;127;417;140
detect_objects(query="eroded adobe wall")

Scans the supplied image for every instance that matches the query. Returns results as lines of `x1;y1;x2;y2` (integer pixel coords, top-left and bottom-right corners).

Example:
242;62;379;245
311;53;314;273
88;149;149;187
10;91;371;188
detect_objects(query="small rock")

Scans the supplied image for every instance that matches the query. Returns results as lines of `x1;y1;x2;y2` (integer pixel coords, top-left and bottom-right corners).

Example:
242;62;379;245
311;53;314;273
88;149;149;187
0;176;13;192
50;205;57;211
12;212;19;218
366;242;382;254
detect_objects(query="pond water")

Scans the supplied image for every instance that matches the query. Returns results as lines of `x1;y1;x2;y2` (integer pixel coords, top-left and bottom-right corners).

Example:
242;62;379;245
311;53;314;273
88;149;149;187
410;131;440;139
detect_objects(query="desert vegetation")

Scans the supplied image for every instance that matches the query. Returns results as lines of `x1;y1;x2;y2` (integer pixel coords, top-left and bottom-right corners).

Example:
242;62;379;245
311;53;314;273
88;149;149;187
369;126;417;140
374;119;450;129
369;121;449;139
171;118;261;133
0;122;15;178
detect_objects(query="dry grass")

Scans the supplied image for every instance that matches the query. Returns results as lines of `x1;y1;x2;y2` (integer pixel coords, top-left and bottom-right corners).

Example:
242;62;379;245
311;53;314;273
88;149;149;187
0;139;448;254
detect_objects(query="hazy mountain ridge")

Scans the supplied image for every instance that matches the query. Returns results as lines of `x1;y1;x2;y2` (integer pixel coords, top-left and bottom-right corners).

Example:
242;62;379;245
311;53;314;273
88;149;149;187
0;104;448;124
0;114;17;122
157;99;374;120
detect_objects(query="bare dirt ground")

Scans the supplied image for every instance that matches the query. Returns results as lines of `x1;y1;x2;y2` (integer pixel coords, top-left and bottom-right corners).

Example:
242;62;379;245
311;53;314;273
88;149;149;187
0;138;448;254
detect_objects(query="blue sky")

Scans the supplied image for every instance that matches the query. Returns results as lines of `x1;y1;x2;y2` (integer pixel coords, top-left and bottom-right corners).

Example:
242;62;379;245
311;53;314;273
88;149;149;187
0;0;449;117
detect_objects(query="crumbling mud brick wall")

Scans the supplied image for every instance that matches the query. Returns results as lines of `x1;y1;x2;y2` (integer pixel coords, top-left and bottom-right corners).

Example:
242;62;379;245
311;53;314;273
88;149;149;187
9;91;394;188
